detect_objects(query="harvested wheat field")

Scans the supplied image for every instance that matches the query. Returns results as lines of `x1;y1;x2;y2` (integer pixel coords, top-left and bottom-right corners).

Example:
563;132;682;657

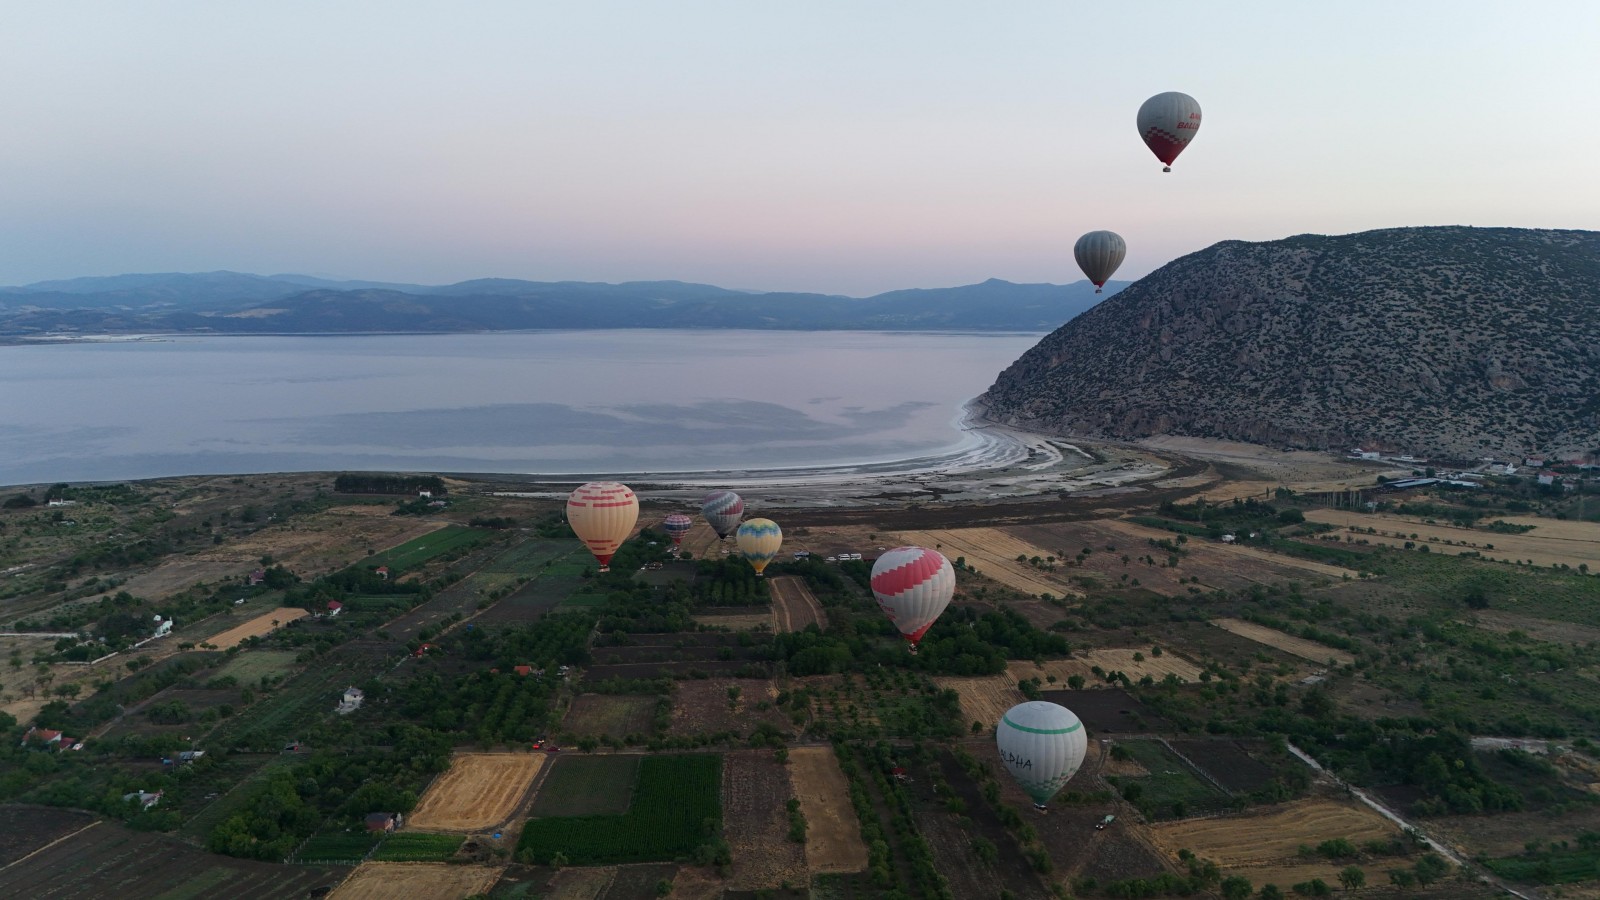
893;528;1079;598
788;746;869;873
1307;508;1600;570
1009;649;1203;687
332;862;499;900
724;749;806;889
771;575;827;632
540;867;617;899
202;607;309;649
1095;519;1357;581
934;675;1026;728
407;752;546;831
1149;798;1399;888
1214;619;1354;666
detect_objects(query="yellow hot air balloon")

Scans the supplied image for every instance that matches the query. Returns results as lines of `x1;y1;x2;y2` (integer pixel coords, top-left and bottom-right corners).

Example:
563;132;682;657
566;481;639;572
735;518;782;576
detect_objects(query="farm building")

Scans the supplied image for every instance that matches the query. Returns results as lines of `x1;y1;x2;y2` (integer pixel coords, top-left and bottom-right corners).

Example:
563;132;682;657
337;687;364;714
152;616;173;638
365;812;402;833
326;600;343;617
513;665;534;676
375;566;390;580
122;790;163;810
247;568;266;585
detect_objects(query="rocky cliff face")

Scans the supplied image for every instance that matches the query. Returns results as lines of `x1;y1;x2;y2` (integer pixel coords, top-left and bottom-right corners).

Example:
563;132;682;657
982;227;1600;460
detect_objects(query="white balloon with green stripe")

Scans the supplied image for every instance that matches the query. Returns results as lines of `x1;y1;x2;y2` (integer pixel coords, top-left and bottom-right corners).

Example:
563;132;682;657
996;701;1088;808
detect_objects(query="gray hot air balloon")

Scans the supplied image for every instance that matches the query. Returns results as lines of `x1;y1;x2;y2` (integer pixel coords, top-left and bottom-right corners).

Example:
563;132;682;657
1073;231;1127;294
1137;91;1202;172
996;700;1088;810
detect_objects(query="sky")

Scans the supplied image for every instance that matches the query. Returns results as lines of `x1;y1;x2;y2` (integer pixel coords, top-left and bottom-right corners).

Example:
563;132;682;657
3;1;1598;295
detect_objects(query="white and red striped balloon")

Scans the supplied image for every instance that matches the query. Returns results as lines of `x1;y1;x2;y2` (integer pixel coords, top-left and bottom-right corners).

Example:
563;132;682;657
566;481;639;571
870;547;955;645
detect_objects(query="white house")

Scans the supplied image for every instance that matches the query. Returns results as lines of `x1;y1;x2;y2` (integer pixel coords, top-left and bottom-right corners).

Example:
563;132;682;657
152;616;174;638
336;687;365;714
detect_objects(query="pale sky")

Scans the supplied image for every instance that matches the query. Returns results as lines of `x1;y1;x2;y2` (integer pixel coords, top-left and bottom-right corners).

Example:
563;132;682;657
3;1;1597;295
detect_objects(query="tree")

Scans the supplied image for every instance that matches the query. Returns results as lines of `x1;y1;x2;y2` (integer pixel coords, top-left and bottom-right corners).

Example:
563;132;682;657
1259;886;1285;900
1412;853;1451;886
1338;866;1365;890
1388;869;1416;890
1220;875;1253;899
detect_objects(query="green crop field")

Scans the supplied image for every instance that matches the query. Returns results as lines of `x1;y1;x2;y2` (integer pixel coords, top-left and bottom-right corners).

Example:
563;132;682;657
371;832;464;862
367;526;494;572
1486;846;1600;885
529;754;641;817
1114;739;1231;820
518;754;722;865
484;539;582;574
543;561;591;576
214;650;299;684
295;831;381;862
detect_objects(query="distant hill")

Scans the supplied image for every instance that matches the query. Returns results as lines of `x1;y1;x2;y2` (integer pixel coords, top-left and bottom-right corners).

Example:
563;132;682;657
982;226;1600;460
0;274;1122;334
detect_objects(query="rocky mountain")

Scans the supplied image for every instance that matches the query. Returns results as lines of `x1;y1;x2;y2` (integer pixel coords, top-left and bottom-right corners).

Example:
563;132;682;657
0;275;1122;334
982;227;1600;460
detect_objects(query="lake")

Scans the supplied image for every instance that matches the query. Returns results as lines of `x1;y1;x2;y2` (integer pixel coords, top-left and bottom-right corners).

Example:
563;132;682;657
0;331;1043;485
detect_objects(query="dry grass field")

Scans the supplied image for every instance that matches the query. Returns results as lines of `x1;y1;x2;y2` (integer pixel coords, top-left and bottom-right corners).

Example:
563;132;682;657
892;527;1079;598
407;752;546;831
788;746;869;873
1308;508;1600;570
723;749;807;889
1096;519;1357;581
771;575;827;632
1213;618;1355;666
331;862;500;900
1010;649;1203;686
562;694;657;739
934;675;1027;728
691;612;773;630
202;607;310;649
539;867;617;899
1149;798;1400;888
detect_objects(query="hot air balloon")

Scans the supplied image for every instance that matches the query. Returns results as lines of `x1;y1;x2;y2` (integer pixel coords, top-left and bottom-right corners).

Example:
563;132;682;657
735;518;782;576
662;513;693;555
566;481;639;572
701;490;745;541
1136;91;1201;172
1074;231;1127;294
996;701;1088;811
870;547;955;652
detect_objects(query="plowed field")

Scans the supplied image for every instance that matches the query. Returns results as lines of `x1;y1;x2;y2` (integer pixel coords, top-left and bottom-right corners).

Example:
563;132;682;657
1213;619;1354;666
724;749;806;889
407;753;546;831
771;576;827;632
1149;798;1399;887
1094;519;1356;582
1009;648;1203;686
1307;508;1600;570
788;746;868;873
891;527;1079;598
331;862;499;900
203;607;310;649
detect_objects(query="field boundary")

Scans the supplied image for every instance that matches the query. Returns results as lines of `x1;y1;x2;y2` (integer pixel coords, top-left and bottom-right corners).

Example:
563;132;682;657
0;819;100;874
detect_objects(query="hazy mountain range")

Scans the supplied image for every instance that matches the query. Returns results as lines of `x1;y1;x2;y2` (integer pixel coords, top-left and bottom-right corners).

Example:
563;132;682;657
982;226;1600;459
0;272;1123;334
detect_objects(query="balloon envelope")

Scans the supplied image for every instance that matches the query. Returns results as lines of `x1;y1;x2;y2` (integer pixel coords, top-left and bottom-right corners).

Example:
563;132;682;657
1137;91;1201;169
566;482;639;569
701;490;745;539
662;513;693;547
870;547;955;644
996;701;1088;806
735;518;782;575
1074;231;1127;292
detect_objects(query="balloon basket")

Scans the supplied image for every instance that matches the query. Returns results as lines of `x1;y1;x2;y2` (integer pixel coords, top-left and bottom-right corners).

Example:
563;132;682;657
1162;166;1171;173
597;566;610;573
1033;804;1048;814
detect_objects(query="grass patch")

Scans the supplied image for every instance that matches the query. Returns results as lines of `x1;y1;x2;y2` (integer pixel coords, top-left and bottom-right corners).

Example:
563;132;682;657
367;525;495;572
295;830;381;862
213;650;299;684
1485;845;1600;885
372;832;465;862
544;562;592;577
529;754;642;817
1113;739;1231;820
518;754;722;865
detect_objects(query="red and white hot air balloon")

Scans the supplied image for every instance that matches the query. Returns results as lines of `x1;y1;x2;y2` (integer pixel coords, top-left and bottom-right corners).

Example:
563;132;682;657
1136;91;1201;172
870;547;955;651
566;481;639;572
661;513;693;555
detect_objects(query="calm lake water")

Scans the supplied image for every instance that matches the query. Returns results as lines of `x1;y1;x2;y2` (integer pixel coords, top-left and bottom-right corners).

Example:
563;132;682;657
0;331;1042;485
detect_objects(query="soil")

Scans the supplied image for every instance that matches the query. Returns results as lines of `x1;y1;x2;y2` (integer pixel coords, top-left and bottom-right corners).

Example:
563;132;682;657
933;675;1026;731
787;746;869;873
407;752;547;832
770;576;828;632
925;749;1054;899
1037;688;1172;734
331;862;500;900
722;749;806;890
1212;618;1355;666
668;679;789;737
1167;740;1277;794
201;607;309;650
1009;650;1203;688
562;694;658;739
0;804;96;865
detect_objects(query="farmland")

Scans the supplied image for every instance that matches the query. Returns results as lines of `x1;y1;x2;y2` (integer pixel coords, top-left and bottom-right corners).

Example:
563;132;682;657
1008;648;1203;687
562;694;658;739
891;527;1078;597
722;749;807;889
364;524;496;572
1214;617;1356;665
0;814;347;899
787;746;869;874
1308;507;1600;570
1110;738;1232;820
517;754;722;865
771;575;828;632
0;805;96;865
212;649;300;683
201;606;309;649
370;832;466;861
332;862;499;900
668;678;790;737
1149;797;1402;888
408;752;546;831
528;755;642;818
